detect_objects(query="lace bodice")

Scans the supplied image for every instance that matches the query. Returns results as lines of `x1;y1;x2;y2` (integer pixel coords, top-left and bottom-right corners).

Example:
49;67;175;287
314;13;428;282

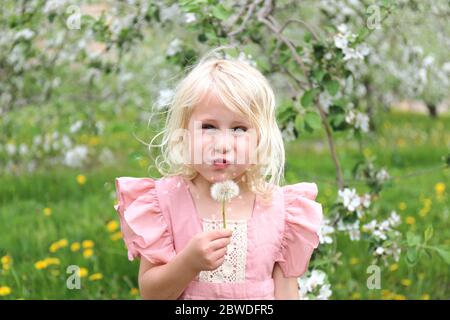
198;219;247;284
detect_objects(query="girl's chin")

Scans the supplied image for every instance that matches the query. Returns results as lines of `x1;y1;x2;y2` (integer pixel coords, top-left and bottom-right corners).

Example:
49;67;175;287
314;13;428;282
206;170;247;182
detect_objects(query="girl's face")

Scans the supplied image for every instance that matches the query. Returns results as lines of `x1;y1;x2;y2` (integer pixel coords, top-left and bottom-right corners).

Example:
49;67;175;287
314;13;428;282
186;90;258;184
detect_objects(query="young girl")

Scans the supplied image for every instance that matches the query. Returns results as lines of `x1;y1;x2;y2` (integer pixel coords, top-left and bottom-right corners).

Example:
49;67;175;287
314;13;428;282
114;49;323;300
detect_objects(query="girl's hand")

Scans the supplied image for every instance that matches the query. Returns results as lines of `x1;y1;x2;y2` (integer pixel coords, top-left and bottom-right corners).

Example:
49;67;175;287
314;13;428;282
182;229;232;273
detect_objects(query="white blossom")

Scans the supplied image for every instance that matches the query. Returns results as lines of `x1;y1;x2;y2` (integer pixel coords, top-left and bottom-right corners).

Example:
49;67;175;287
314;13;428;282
166;38;182;56
281;121;296;142
298;270;332;300
376;168;390;182
318;219;335;244
155;88;174;110
375;247;385;255
14;29;35;41
184;13;196;24
338;188;360;212
70;120;83;133
354;112;369;132
6;143;16;155
19;143;28;155
317;284;332;300
64;145;88;167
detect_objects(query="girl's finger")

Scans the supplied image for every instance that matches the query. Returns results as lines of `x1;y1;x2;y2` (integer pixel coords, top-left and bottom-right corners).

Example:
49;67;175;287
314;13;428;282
210;247;227;261
209;237;231;251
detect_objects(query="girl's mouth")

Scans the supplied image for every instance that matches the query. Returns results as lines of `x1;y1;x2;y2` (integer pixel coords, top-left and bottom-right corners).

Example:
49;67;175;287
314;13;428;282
212;158;230;169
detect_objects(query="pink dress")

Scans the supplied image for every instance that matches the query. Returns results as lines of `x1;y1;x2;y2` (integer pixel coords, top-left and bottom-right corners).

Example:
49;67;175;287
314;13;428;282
114;174;323;299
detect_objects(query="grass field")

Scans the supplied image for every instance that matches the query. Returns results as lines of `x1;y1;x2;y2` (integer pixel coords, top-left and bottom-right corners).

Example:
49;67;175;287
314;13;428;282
0;106;449;300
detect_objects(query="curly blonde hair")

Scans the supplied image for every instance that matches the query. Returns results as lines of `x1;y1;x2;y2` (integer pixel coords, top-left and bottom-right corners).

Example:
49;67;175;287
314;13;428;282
147;47;286;204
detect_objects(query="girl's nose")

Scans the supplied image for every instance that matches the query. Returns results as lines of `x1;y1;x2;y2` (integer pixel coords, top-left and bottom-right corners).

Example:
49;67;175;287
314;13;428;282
213;130;233;154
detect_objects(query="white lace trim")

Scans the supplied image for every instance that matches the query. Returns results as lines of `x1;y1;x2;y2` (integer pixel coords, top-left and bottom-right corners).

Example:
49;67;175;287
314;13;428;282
198;219;247;283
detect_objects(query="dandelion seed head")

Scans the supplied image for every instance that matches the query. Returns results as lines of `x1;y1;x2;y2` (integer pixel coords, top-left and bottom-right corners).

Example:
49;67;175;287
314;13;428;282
210;180;240;202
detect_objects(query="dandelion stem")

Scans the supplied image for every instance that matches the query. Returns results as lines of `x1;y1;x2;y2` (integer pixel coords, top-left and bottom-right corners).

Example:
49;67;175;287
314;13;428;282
222;200;226;229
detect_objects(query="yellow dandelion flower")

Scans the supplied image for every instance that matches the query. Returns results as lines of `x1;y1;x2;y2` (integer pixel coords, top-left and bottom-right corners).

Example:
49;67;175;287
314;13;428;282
88;136;100;146
106;220;119;233
398;202;407;211
70;242;81;252
89;273;103;281
351;292;361;299
401;279;412;287
421;293;430;300
110;231;123;241
419;208;429;217
1;255;11;265
397;138;405;147
363;148;372;158
381;290;392;300
76;174;87;185
393;294;406;300
389;263;399;272
0;286;12;296
423;198;432;207
82;240;94;249
57;239;68;248
83;249;94;258
405;216;416;225
49;242;59;253
43;257;60;265
434;182;445;196
130;288;139;296
78;267;88;278
34;260;48;270
43;207;52;216
349;257;359;265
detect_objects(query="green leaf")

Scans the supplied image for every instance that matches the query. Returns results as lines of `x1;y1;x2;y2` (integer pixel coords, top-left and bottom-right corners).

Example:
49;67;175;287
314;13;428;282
304;32;312;43
295;114;305;132
424;225;434;242
301;89;317;107
324;79;340;96
212;4;232;20
331;113;346;128
406;231;420;246
276;103;296;124
312;69;326;83
406;247;418;266
428;246;450;264
305;112;321;130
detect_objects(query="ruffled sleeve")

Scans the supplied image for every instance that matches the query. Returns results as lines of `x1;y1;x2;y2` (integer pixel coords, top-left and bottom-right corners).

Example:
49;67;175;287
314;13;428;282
114;177;176;265
276;182;323;277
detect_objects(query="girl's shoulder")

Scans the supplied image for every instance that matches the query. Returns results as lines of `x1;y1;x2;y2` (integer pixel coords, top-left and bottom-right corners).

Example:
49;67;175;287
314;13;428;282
274;181;324;277
279;180;323;223
113;175;179;263
280;181;319;200
114;174;182;199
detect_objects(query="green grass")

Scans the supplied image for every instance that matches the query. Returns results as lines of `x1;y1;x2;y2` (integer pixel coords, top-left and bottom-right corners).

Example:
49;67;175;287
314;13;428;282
0;110;449;299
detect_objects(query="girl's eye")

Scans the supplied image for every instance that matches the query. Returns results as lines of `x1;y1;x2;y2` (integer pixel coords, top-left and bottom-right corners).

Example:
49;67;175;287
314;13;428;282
202;124;216;130
233;126;248;133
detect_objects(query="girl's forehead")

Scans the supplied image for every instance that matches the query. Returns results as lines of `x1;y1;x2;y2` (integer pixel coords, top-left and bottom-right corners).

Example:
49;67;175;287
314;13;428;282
191;104;247;123
190;91;248;123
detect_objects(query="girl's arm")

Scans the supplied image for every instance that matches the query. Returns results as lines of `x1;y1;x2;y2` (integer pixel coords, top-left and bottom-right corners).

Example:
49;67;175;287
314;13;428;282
272;262;300;300
138;229;232;299
138;249;199;300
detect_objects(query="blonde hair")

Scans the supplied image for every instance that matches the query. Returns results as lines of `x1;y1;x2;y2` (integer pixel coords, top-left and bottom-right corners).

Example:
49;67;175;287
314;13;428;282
148;47;286;204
